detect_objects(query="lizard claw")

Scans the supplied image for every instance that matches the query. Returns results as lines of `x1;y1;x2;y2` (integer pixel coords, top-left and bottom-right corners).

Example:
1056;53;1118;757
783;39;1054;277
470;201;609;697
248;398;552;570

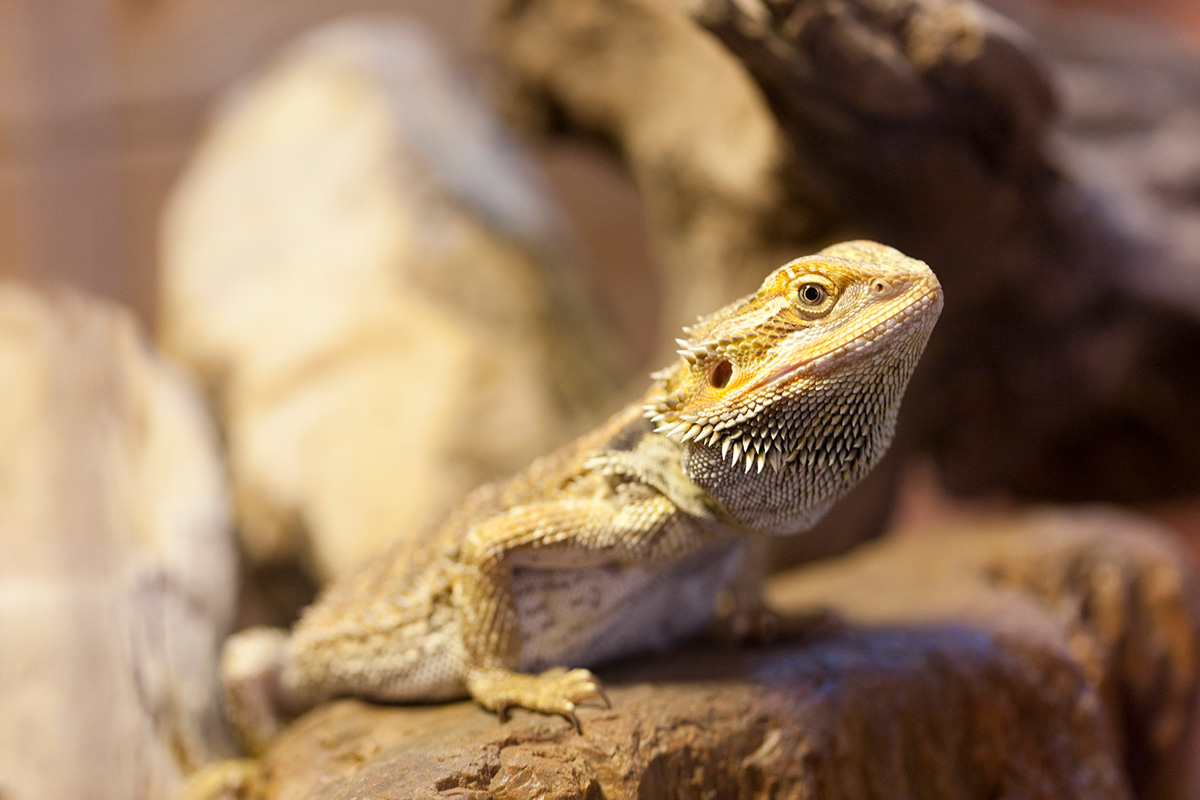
467;666;609;732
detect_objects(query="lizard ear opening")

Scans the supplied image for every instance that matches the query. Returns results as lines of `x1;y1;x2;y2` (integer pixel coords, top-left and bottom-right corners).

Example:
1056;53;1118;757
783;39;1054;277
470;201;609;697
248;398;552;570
709;360;733;389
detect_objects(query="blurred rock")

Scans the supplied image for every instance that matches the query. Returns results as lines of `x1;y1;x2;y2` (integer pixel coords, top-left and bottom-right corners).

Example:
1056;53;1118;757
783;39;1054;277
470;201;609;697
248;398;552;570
208;508;1197;800
159;20;623;584
492;0;1200;513
0;284;236;800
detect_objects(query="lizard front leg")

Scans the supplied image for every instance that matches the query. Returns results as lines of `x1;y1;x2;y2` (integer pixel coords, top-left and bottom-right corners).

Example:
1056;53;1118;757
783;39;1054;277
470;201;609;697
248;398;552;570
711;538;841;644
713;537;780;643
454;488;707;730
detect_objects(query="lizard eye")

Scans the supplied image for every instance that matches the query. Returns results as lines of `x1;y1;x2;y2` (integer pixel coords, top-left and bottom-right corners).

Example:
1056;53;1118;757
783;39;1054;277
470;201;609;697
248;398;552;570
709;359;733;389
798;283;827;306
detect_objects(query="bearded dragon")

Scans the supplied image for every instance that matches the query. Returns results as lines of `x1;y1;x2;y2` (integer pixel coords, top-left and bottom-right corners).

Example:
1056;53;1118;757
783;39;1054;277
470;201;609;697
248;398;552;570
221;240;942;750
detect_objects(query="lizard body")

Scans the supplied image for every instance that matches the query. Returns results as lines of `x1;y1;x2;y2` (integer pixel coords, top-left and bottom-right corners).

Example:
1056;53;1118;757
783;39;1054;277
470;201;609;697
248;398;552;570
222;240;943;750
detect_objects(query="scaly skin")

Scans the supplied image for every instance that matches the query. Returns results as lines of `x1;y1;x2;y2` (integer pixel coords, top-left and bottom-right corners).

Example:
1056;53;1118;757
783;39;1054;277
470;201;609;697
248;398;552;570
220;240;943;751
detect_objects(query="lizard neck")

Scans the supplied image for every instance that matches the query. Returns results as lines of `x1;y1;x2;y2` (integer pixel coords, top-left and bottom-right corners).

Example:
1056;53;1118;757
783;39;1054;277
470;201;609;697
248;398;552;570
677;364;907;536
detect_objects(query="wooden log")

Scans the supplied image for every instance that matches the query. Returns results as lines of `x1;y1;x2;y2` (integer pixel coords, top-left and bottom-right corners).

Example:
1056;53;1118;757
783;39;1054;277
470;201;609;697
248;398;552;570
681;0;1200;503
490;0;1200;527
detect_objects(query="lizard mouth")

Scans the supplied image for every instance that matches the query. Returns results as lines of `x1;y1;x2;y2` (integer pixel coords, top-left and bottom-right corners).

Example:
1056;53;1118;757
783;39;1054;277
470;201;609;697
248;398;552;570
751;288;943;392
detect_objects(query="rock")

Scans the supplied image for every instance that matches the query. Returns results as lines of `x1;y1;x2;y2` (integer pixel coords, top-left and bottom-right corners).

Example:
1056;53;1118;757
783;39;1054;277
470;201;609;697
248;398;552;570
771;508;1200;799
158;20;623;584
0;283;236;800
218;508;1197;800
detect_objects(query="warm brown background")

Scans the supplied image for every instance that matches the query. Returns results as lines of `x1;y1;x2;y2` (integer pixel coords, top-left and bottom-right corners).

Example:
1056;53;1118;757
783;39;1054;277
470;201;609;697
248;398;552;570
3;0;1195;343
0;0;664;360
2;0;485;320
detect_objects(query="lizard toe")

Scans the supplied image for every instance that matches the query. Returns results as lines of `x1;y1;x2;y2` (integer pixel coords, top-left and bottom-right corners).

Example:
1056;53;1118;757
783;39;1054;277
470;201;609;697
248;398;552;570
467;666;610;731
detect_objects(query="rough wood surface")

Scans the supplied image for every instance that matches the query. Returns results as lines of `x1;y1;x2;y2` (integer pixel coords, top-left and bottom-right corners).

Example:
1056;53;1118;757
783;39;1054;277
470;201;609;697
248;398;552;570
0;284;236;800
490;0;1200;517
1000;0;1200;307
217;509;1198;800
158;21;623;585
684;0;1200;505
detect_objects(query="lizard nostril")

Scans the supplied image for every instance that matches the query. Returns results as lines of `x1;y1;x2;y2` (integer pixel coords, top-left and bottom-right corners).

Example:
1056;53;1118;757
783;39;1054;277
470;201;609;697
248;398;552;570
873;280;887;295
710;360;733;389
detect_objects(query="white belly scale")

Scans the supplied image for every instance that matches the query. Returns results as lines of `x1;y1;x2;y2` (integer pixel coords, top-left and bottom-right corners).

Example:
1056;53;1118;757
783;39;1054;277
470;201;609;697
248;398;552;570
513;541;746;672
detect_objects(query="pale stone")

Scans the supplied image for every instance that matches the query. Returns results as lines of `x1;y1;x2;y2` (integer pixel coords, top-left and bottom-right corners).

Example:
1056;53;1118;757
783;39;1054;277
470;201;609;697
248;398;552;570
159;21;619;582
0;284;236;800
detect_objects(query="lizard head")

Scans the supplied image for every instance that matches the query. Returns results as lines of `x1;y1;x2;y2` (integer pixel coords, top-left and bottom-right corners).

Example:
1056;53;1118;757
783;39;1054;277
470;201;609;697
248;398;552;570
644;240;942;533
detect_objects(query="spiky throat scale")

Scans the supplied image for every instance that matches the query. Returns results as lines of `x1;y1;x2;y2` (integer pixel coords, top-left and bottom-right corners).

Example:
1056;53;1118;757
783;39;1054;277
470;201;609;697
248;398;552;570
664;317;934;535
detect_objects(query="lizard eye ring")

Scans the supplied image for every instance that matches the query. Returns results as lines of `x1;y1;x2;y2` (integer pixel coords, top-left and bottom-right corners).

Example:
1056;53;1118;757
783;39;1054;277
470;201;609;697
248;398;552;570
798;283;828;306
709;359;733;389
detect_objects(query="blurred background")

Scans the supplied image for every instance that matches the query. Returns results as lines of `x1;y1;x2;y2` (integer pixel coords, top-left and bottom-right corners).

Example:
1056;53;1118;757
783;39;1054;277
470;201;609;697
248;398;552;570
0;0;663;353
3;0;1192;349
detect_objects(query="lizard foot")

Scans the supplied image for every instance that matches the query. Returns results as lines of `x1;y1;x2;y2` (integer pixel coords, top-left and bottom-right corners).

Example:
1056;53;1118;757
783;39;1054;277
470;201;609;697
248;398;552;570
772;607;845;640
712;591;783;645
466;666;610;732
714;602;843;646
177;758;260;800
722;605;782;644
221;626;291;755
